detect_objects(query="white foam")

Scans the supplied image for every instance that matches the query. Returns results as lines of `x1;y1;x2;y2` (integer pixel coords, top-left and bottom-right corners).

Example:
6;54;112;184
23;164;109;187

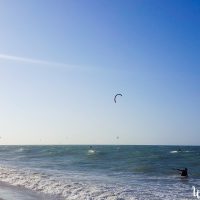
170;150;192;154
0;165;136;200
170;151;178;153
87;150;95;154
0;165;196;200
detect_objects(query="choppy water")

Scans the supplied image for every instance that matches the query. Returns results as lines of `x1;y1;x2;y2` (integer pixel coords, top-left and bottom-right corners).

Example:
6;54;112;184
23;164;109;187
0;145;199;199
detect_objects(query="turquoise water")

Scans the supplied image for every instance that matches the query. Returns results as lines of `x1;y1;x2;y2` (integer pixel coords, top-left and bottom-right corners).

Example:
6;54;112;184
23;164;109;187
0;145;199;199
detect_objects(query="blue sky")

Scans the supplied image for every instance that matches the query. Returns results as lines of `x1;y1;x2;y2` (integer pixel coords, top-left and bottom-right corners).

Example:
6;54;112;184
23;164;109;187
0;0;199;145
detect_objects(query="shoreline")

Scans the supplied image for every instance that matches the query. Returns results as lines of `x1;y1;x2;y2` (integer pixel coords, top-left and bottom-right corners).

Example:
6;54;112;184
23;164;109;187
0;181;63;200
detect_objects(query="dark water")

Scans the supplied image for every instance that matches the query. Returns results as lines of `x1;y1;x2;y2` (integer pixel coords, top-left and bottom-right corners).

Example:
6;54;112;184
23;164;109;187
0;145;199;199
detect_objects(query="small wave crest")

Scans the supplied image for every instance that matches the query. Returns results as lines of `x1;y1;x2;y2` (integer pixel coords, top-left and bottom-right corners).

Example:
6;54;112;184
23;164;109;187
170;151;178;153
87;149;96;154
170;150;191;154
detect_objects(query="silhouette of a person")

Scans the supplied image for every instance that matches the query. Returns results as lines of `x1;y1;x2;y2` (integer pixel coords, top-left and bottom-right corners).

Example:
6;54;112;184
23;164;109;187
177;147;182;152
176;168;188;177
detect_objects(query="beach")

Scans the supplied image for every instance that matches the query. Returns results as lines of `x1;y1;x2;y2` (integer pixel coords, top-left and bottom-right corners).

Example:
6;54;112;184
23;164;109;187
0;145;199;199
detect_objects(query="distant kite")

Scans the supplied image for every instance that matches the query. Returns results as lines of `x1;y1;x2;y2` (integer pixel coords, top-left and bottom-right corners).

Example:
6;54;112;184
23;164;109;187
114;94;122;103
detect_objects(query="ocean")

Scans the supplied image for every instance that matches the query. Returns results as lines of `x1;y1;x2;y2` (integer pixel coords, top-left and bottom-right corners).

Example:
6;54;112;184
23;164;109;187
0;145;199;200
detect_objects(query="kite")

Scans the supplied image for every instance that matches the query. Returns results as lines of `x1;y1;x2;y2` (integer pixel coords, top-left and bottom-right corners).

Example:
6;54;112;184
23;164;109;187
114;94;122;103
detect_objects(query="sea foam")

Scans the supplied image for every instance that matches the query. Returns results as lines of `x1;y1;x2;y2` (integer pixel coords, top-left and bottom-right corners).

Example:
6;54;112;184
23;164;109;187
0;165;136;200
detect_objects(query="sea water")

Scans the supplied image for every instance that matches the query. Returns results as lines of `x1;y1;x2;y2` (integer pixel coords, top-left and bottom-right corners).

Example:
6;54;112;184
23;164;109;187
0;145;199;200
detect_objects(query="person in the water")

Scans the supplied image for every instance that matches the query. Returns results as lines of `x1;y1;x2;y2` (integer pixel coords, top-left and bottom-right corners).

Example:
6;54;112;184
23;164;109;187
177;147;182;152
176;168;188;177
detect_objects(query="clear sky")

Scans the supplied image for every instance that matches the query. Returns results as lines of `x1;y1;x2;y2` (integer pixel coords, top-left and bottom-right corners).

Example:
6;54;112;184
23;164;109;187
0;0;199;145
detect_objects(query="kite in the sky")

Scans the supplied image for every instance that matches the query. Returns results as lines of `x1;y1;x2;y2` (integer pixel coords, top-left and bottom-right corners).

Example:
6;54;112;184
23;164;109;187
114;93;122;103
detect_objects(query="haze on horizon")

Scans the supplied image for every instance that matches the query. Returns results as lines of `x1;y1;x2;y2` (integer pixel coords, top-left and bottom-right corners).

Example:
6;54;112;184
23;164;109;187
0;0;199;145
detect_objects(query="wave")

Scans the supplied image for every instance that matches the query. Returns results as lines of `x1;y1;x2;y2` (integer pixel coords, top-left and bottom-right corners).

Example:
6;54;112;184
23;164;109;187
170;151;178;153
170;150;192;154
0;165;136;200
87;149;96;155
